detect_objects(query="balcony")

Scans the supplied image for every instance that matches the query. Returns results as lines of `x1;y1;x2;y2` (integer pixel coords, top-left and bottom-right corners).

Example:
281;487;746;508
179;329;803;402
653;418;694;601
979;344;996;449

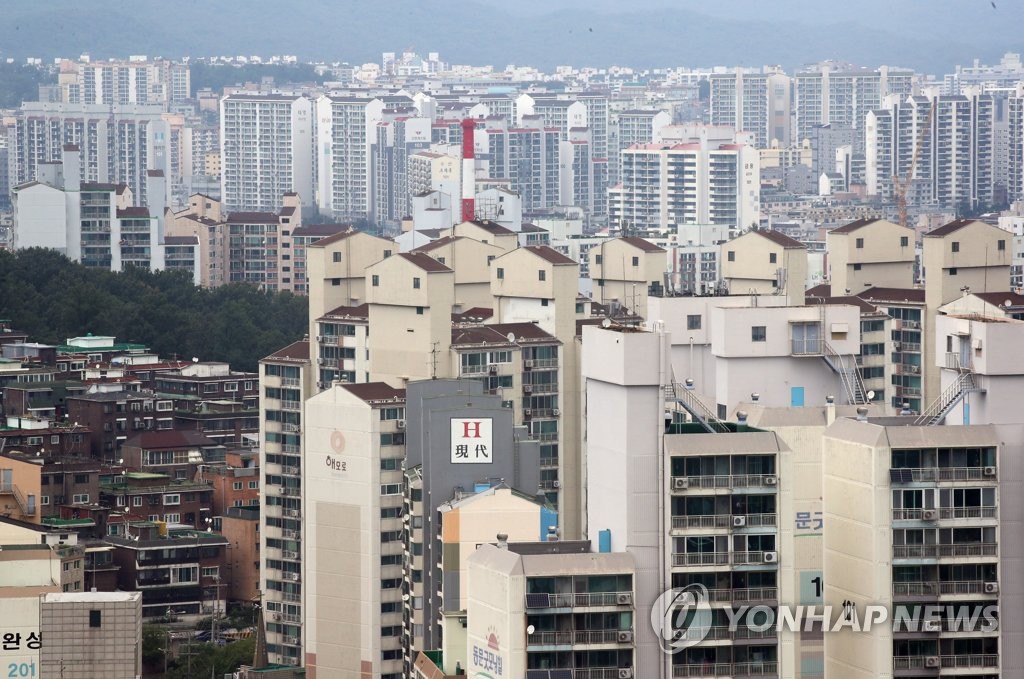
526;629;632;646
892;543;997;559
671;514;776;530
892;507;995;522
894;580;996;598
890;467;995;482
670;475;778;492
672;661;778;677
524;591;633;609
893;655;997;671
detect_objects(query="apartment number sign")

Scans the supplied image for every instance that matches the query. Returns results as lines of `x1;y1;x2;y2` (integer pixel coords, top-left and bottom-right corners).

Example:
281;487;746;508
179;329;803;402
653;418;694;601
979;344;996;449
451;418;493;464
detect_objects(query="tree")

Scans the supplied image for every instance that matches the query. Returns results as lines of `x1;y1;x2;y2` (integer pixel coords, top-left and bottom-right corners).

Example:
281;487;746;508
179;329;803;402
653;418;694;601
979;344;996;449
141;624;166;670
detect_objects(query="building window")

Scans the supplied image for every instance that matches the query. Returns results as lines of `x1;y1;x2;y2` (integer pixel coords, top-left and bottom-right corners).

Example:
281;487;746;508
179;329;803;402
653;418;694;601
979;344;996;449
855;238;864;249
132;496;142;507
952;241;960;253
416;307;424;315
998;239;1006;251
595;254;603;264
224;382;238;392
853;263;862;271
372;275;379;287
541;299;549;307
949;268;958;276
163;494;180;505
41;496;49;506
631;256;639;266
727;250;735;262
538;270;546;281
249;481;258;489
332;252;342;263
72;494;89;504
769;253;777;264
89;610;102;628
752;326;767;342
496;268;504;279
413;277;421;289
900;236;909;247
687;315;701;330
233;481;243;491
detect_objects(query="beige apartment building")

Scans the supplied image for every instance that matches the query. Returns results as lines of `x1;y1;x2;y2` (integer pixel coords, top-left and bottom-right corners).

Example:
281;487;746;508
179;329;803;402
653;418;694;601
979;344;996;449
720;229;808;304
588;236;667;318
823;418;1021;677
826;217;916;294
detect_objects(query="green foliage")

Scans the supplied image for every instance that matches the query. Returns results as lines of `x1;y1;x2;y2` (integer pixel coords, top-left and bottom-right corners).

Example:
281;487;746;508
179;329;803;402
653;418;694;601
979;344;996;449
0;248;307;372
166;638;255;679
141;624;166;668
0;63;54;108
190;63;326;93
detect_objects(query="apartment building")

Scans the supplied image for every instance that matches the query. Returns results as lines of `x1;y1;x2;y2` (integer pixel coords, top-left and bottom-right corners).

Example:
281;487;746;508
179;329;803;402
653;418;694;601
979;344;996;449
589;236;667;318
610;128;760;232
5;101;184;207
610;109;672;186
826;218;916;294
258;340;312;666
709;69;792;149
559;128;594;215
398;379;542;671
56;57;189;105
793;66;914;147
315;95;392;220
823;418;1021;677
220;93;314;213
866;94;995;210
39;591;143;679
720;229;808;303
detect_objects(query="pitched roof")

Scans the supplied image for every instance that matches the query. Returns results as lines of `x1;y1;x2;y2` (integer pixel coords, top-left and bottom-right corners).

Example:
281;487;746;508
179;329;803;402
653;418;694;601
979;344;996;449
122;430;218;450
468;220;516;236
519;223;547;233
310;229;360;247
397;252;452;273
618;236;666;253
858;287;926;304
411;235;460;253
341;382;405;404
291;224;353;238
320;303;369;321
163;236;198;245
973;291;1024;308
116;207;150;218
226;212;279;224
805;294;880;314
522;245;577;265
488;322;558;342
751;229;804;249
925;219;976;237
263;340;310;362
829;217;883;234
452;307;494;323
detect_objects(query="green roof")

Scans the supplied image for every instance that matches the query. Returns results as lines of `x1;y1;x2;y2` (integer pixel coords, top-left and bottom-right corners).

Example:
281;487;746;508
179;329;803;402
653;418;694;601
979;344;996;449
125;472;168;480
55;343;148;353
41;517;96;527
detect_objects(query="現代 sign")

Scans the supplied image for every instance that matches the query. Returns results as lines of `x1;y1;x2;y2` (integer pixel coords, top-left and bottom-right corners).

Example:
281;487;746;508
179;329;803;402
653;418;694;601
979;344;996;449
451;418;493;464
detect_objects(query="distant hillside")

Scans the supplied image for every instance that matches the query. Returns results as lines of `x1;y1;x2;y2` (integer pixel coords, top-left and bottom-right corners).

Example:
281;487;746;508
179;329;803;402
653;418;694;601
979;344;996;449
0;0;1018;73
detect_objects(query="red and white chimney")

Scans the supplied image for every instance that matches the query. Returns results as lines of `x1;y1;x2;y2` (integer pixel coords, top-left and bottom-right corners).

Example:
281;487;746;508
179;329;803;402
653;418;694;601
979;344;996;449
460;118;476;222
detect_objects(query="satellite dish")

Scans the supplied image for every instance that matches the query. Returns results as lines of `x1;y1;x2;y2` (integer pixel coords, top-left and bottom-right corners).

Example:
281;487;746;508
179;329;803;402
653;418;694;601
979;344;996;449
192;357;199;363
601;318;612;328
506;332;516;343
526;625;536;635
867;390;876;401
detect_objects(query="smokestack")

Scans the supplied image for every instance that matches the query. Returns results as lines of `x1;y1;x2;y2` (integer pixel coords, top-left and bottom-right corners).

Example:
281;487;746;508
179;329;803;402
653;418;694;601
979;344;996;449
460;118;476;222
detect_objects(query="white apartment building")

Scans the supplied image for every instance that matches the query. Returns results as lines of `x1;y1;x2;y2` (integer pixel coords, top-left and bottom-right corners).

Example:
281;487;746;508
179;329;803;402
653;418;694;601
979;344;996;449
56;58;190;104
610;132;760;232
5;101;182;208
709;69;792;149
611;109;672;186
220;93;313;213
793;66;915;147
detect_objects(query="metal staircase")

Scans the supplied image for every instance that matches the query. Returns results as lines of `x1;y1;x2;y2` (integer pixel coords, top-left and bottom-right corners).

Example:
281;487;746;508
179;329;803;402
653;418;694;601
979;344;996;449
0;482;33;517
914;355;983;426
665;373;730;434
822;342;868;405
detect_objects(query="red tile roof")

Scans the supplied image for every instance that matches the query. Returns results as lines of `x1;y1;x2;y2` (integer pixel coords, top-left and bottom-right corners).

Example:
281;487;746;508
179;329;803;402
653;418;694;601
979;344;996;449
828;217;883;234
263;340;310;362
226;212;279;224
123;430;218;449
859;287;926;304
925;219;977;237
398;252;452;273
618;236;666;253
752;229;804;249
320;303;369;321
341;383;405;404
468;220;516;236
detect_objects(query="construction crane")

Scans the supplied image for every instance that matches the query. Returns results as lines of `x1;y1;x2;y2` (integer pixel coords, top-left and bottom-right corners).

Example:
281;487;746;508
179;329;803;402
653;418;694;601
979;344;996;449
892;98;936;229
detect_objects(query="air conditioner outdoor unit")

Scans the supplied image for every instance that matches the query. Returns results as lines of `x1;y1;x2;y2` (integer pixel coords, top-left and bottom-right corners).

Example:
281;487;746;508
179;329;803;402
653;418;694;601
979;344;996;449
984;582;999;594
762;551;779;563
616;630;633;643
617;669;633;679
315;336;323;342
765;476;778;486
397;419;406;429
289;573;300;581
922;509;938;521
733;516;747;527
273;613;282;621
524;409;533;418
615;593;633;605
524;385;533;393
925;656;941;668
488;364;498;374
552;480;560;489
552;408;560;416
983;466;997;477
317;358;324;365
922;620;940;632
524;360;534;369
673;478;689;490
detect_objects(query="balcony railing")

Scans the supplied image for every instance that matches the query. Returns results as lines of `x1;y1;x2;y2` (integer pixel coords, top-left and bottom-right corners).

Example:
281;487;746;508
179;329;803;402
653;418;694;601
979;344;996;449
672;661;778;677
526;629;631;646
672;552;777;567
893;655;997;670
572;668;630;679
890;467;994;482
892;580;995;597
670;474;778;490
671;514;777;530
895;507;996;521
892;543;997;559
526;592;633;608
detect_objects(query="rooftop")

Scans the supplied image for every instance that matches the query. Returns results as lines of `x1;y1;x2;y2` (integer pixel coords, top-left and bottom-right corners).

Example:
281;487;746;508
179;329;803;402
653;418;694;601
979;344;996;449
263;340;310;363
